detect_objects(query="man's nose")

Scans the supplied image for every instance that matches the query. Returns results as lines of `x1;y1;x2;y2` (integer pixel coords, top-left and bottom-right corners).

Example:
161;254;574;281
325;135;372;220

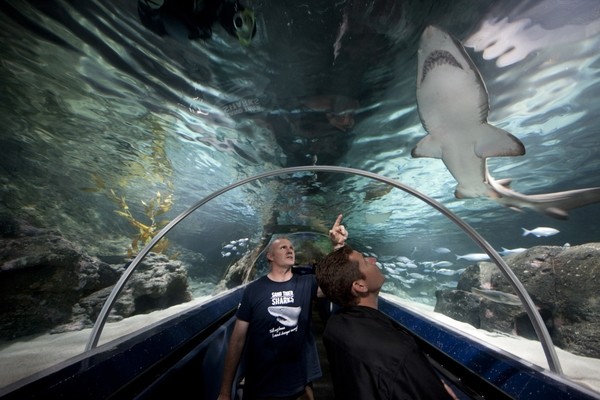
365;257;377;264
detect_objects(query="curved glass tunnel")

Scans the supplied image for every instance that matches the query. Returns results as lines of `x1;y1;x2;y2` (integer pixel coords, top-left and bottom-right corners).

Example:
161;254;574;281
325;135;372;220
2;168;598;397
2;0;600;398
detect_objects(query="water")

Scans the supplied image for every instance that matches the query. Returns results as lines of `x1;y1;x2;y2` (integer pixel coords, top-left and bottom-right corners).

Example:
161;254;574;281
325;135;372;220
2;0;600;391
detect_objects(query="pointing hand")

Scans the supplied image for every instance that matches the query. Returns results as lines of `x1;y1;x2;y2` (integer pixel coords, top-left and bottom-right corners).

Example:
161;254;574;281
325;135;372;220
329;214;348;249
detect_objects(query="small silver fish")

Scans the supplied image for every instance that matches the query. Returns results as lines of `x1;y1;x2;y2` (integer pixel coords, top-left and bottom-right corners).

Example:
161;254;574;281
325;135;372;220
432;261;453;267
521;227;559;237
408;272;427;280
499;247;527;256
435;268;456;276
438;281;458;289
456;253;490;262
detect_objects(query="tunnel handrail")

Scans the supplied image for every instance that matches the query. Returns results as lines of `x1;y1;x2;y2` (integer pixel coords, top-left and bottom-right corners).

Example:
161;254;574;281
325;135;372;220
85;166;562;374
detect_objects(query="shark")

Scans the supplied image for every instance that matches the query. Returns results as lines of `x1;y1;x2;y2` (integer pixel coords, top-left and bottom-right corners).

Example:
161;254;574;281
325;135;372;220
412;25;600;219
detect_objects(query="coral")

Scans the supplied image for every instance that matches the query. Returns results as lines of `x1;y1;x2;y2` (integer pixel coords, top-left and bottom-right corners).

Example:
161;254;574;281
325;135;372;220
109;189;173;257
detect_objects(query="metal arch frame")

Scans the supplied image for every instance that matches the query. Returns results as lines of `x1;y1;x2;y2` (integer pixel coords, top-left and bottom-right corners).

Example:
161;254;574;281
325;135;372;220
85;165;562;374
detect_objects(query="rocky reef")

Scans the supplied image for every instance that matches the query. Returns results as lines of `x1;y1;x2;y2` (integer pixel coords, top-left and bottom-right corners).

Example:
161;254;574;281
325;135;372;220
0;218;191;340
3;213;600;362
435;243;600;358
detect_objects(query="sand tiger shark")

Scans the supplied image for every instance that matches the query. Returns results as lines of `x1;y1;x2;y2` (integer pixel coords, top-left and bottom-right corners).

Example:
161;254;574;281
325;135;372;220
412;25;600;219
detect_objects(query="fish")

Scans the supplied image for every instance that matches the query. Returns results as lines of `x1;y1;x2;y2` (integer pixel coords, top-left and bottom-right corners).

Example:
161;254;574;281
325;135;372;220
434;247;452;254
408;272;428;280
471;287;522;307
499;247;527;256
301;95;359;132
432;261;453;267
413;25;525;199
438;281;458;289
399;277;416;285
456;252;490;262
522;227;560;237
487;173;600;220
412;25;600;219
435;268;456;276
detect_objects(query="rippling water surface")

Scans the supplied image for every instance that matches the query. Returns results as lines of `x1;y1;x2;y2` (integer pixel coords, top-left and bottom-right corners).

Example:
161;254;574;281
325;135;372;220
3;0;599;257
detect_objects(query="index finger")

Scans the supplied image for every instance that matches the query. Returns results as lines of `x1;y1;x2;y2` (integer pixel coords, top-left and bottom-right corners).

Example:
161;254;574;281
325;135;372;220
333;214;343;228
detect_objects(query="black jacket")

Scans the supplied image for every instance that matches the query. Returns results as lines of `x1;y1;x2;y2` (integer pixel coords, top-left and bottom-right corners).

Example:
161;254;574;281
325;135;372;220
323;306;452;400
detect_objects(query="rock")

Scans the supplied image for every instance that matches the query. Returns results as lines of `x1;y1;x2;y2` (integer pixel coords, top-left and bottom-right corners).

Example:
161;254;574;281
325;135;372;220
117;253;192;316
434;289;480;327
0;219;192;339
435;243;600;358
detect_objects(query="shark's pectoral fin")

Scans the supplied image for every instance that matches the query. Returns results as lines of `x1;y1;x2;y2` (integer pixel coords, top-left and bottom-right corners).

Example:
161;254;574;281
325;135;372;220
411;135;442;158
475;124;526;158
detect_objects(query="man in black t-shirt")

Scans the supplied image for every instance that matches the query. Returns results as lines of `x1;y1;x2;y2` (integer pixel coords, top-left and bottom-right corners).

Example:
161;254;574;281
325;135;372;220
218;215;348;400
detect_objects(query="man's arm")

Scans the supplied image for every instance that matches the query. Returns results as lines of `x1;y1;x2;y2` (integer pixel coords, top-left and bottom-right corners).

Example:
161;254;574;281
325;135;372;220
316;214;349;298
217;318;249;400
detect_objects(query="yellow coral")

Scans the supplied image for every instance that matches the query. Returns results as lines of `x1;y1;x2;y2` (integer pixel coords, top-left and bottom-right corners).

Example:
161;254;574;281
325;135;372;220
87;116;176;256
112;191;174;256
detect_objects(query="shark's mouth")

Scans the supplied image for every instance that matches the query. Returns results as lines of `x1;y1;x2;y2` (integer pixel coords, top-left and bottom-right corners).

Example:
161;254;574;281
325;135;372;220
268;306;301;327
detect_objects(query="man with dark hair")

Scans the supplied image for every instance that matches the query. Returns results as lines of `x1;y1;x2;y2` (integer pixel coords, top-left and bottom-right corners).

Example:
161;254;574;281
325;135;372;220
316;244;458;400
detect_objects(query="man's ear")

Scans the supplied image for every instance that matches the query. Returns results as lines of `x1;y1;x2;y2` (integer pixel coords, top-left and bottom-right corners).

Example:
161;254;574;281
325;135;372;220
352;279;368;295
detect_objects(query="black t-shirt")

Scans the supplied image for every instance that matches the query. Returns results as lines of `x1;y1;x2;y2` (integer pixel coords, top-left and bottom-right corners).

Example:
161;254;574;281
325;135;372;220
237;274;321;398
323;305;452;400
